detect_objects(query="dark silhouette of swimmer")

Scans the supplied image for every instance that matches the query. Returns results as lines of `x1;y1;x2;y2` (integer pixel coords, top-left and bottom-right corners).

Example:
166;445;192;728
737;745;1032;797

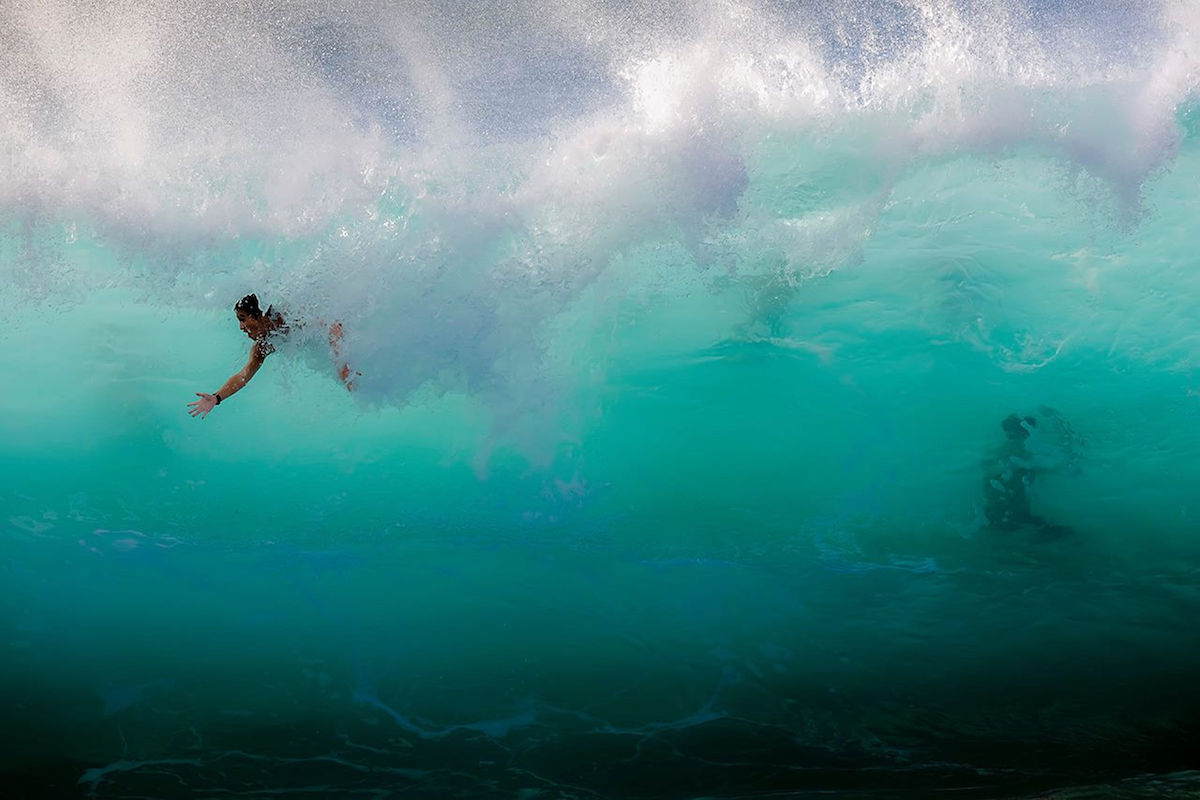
983;414;1073;539
187;293;357;420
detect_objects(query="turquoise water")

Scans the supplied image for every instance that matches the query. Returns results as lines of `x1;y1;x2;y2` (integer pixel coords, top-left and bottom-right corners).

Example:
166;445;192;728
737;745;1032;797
4;1;1200;797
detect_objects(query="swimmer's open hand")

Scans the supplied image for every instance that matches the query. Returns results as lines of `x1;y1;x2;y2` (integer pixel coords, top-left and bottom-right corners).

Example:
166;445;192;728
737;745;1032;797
187;393;217;419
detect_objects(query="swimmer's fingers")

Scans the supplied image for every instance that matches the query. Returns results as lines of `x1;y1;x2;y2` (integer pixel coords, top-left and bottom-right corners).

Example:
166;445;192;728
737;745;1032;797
187;393;214;419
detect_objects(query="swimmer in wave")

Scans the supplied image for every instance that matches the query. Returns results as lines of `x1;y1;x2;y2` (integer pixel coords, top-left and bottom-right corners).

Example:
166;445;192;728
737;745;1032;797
982;413;1074;540
187;293;358;419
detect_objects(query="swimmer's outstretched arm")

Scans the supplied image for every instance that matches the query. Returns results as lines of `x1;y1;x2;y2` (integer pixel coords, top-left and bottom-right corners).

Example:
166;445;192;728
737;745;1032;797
187;344;267;419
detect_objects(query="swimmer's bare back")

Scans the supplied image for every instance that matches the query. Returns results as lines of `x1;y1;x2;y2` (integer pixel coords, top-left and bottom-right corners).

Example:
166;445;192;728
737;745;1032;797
329;321;361;392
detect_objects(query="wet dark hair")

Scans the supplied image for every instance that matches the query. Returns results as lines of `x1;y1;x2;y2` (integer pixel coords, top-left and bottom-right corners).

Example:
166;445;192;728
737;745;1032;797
234;293;262;318
1002;414;1037;441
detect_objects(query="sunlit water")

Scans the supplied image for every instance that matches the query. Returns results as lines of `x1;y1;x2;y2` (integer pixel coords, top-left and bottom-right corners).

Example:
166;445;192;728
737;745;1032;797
3;1;1200;797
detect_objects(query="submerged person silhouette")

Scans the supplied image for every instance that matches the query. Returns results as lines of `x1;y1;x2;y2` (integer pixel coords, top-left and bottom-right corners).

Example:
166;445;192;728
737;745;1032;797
982;413;1073;540
187;293;357;420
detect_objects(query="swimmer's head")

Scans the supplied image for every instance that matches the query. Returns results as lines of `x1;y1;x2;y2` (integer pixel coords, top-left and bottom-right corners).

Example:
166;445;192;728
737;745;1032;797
1002;414;1036;441
235;293;269;339
234;293;262;319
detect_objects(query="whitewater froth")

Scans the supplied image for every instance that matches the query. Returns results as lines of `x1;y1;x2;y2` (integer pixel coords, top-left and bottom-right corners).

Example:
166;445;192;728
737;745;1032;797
2;0;1198;453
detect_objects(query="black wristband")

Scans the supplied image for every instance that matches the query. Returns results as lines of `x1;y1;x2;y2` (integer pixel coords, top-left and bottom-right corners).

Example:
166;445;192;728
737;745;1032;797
214;393;222;405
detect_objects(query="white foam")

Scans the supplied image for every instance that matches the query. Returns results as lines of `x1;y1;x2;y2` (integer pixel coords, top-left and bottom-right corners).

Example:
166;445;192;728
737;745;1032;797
3;0;1197;457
